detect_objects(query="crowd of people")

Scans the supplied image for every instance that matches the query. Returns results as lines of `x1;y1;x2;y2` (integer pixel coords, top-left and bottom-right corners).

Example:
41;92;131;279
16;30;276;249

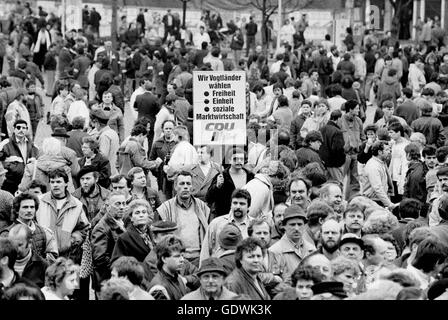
1;1;448;302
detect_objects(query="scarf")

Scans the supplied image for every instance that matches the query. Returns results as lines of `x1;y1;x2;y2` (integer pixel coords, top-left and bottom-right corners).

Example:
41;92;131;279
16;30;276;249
14;250;32;276
33;29;51;53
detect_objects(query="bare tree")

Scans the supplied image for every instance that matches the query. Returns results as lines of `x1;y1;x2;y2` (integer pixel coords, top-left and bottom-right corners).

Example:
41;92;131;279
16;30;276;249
242;0;312;54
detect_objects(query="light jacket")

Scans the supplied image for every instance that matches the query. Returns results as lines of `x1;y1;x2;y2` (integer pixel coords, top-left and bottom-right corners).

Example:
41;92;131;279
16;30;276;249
167;140;198;176
187;162;222;201
268;234;316;279
97;126;119;175
338;113;365;153
408;64;426;96
389;138;409;195
361;156;394;207
19;153;77;193
300;112;330;138
5;100;32;139
36;191;90;257
156;196;210;251
199;212;250;265
181;287;238;300
242;173;274;220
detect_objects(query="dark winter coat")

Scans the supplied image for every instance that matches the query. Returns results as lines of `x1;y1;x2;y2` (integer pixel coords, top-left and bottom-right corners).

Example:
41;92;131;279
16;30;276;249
319;120;346;168
295;146;324;169
411;116;446;147
78;152;111;189
225;267;271;300
22;252;48;288
403;160;428;204
290;114;308;150
91;212;126;291
0;135;38;194
111;223;154;263
206;167;254;219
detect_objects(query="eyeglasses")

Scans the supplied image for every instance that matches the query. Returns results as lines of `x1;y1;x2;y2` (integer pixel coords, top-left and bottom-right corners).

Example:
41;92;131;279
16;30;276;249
15;125;28;130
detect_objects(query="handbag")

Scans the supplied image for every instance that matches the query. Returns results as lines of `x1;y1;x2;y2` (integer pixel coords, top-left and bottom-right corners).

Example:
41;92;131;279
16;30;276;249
79;236;93;279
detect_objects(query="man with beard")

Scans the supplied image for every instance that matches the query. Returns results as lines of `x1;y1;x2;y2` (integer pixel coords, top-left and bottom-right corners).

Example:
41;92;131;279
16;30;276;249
225;237;271;300
319;183;346;219
181;257;237;300
342;204;365;237
249;219;289;296
317;218;342;260
429;167;448;227
156;171;210;267
91;191;127;298
200;189;251;265
73;166;110;223
269;205;316;280
271;203;287;244
287;176;312;211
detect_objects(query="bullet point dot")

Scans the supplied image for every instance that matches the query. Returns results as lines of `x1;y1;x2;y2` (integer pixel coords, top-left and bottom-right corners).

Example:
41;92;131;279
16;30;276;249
204;107;210;112
204;92;209;96
204;99;209;104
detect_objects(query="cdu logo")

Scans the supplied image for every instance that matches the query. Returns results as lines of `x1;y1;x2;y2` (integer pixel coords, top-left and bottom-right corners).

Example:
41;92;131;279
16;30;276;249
367;5;381;30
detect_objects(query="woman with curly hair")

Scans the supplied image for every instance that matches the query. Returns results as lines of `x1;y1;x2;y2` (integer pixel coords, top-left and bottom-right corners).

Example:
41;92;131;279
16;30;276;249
331;256;360;297
362;209;399;235
41;257;80;300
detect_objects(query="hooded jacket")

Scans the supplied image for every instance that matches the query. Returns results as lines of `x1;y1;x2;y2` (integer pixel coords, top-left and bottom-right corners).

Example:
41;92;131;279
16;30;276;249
36;191;90;259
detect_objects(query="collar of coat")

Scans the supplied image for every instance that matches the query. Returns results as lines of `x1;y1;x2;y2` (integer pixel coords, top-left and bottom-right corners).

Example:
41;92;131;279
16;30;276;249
235;267;269;299
41;190;79;211
72;184;109;200
102;212;126;232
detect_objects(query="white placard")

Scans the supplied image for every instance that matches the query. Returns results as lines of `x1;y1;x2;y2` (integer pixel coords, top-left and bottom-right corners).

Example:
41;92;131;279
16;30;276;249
193;71;246;146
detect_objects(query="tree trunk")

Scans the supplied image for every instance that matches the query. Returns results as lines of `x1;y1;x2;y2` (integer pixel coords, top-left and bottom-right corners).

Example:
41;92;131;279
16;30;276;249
261;0;268;57
111;0;118;47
